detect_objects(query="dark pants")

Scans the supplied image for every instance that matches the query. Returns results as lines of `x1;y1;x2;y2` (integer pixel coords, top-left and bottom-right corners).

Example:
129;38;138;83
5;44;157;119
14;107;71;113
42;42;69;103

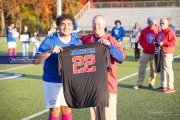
134;43;141;61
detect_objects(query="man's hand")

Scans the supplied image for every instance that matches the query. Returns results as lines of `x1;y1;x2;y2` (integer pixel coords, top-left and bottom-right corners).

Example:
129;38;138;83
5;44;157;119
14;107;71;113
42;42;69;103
153;42;157;46
101;39;110;46
158;42;164;46
48;46;63;54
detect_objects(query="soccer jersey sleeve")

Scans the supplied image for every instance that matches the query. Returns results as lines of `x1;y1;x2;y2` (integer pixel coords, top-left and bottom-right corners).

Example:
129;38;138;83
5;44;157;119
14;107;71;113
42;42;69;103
6;27;11;33
108;43;124;63
108;36;126;63
37;37;53;54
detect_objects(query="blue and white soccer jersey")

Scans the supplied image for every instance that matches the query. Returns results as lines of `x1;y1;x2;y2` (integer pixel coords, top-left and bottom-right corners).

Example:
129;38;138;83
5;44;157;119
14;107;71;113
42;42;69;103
6;27;17;48
37;33;82;108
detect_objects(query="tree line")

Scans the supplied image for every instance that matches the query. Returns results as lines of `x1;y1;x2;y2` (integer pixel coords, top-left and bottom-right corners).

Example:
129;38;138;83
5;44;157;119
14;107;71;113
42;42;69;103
0;0;167;36
0;0;84;36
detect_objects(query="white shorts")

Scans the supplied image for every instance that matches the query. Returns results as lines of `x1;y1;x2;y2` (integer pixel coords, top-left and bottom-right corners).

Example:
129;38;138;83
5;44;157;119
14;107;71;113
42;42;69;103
8;41;17;48
43;81;68;108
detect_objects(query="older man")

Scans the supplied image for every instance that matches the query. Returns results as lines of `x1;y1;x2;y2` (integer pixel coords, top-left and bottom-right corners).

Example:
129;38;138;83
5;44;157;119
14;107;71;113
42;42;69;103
134;17;161;89
80;15;125;120
155;18;176;93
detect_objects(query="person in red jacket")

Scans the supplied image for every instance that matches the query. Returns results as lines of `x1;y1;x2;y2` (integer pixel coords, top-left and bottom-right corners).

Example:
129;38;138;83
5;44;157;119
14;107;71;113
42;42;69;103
155;18;176;93
80;15;125;120
134;17;161;89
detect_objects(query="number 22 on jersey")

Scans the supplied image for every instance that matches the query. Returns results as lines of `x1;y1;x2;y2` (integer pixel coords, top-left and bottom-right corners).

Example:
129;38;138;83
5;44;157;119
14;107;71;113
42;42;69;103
72;54;96;74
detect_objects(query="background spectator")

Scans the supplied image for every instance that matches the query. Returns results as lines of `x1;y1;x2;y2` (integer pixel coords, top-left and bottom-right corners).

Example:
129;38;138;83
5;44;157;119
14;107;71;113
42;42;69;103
111;20;125;46
30;31;41;56
20;25;31;56
167;17;176;34
47;20;57;36
6;22;17;56
155;18;176;93
130;22;142;61
72;22;80;37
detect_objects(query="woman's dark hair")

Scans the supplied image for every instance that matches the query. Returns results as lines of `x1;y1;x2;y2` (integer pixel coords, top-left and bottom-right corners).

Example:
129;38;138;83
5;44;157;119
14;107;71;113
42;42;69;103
22;25;28;32
56;13;75;26
115;20;121;25
134;22;139;29
33;31;39;36
9;22;14;26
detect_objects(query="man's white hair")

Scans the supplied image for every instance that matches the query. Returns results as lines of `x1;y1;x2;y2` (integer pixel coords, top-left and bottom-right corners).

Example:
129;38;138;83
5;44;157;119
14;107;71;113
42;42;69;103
92;15;106;24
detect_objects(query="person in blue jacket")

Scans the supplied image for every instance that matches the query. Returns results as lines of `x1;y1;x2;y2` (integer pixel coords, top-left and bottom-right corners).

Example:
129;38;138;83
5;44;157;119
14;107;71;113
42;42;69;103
167;18;176;34
111;20;125;46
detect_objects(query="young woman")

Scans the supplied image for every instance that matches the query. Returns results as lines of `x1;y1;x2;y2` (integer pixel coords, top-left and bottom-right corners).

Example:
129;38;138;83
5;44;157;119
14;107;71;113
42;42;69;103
130;22;142;61
33;13;83;120
20;25;31;56
47;20;58;36
30;31;41;56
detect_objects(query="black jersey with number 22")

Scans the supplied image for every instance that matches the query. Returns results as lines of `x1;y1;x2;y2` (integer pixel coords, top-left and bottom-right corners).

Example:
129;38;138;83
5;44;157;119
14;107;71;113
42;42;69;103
58;42;111;108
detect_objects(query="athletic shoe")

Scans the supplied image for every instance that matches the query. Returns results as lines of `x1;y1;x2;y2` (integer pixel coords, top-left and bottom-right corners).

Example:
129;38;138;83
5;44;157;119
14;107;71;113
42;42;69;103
156;86;167;91
133;85;143;89
149;84;156;89
164;88;175;93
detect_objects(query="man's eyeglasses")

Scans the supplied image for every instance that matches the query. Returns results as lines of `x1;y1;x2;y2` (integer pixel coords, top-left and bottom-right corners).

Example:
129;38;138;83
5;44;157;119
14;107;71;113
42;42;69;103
135;25;139;26
160;23;164;25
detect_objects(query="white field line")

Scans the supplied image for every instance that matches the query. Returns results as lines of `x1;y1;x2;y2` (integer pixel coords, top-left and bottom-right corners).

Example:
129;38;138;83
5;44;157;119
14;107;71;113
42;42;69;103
4;54;178;120
174;55;180;59
21;109;49;120
118;68;150;82
0;64;33;72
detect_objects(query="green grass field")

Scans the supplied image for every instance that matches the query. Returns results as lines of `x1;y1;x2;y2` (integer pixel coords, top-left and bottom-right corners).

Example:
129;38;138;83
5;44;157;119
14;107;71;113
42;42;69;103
0;36;180;120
